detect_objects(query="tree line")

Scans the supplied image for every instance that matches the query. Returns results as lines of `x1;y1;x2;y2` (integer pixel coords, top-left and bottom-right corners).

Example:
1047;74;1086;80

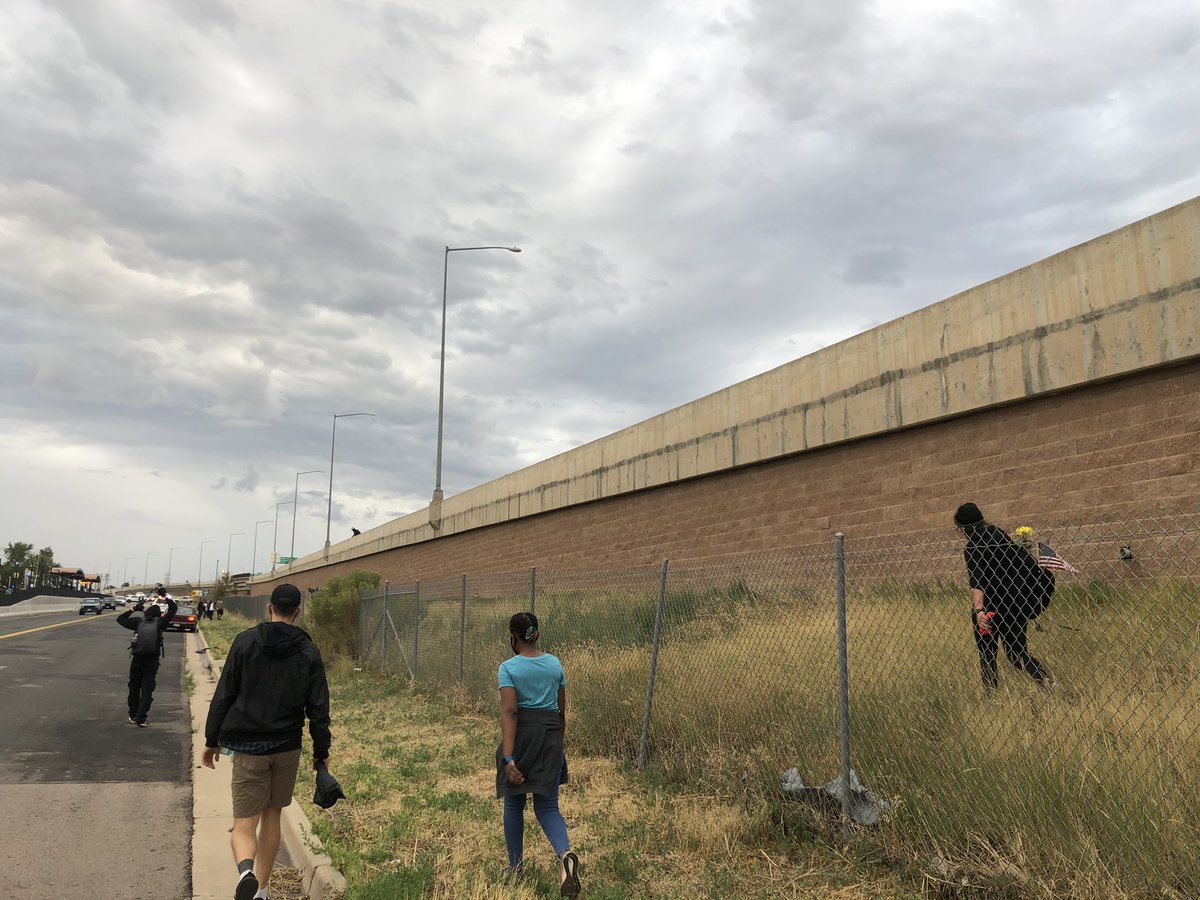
2;541;60;593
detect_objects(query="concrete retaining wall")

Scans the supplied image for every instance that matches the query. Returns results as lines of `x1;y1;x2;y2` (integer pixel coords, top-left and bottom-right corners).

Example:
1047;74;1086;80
255;195;1200;591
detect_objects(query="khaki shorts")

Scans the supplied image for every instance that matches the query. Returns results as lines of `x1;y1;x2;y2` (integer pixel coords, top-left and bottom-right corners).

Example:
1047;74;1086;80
231;748;302;818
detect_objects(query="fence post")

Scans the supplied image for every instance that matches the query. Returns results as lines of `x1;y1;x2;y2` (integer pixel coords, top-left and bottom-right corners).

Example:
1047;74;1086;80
835;532;852;838
458;574;467;682
382;581;389;671
637;558;669;771
529;566;537;614
413;579;421;681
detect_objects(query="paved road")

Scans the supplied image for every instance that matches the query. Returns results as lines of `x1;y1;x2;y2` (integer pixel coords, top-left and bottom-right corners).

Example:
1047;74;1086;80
0;610;192;899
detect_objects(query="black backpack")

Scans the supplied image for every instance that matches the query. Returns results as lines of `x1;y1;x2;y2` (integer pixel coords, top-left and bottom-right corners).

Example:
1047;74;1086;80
1028;556;1056;620
132;619;163;657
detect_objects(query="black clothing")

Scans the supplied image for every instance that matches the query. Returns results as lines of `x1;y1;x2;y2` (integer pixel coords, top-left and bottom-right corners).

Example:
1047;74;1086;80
496;707;566;799
117;597;178;723
962;525;1051;687
204;622;331;760
963;524;1050;620
970;610;1049;688
127;655;159;721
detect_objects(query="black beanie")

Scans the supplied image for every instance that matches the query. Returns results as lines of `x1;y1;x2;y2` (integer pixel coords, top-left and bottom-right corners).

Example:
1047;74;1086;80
954;502;984;527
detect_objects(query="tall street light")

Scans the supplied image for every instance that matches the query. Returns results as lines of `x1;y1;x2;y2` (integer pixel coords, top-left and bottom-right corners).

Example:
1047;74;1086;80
291;469;324;561
226;532;245;576
273;500;294;573
144;551;157;587
434;245;522;513
198;540;214;586
326;413;374;551
251;520;272;576
124;556;136;587
166;546;182;589
108;561;119;590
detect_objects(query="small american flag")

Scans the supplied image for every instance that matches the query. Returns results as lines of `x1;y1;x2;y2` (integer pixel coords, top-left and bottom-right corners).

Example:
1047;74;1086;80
1037;541;1079;574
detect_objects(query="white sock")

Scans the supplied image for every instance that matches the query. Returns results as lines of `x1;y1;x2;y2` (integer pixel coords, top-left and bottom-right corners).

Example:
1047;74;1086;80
253;890;268;899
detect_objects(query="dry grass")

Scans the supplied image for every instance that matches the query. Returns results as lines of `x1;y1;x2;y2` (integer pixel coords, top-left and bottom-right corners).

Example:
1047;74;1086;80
281;663;915;899
217;575;1200;898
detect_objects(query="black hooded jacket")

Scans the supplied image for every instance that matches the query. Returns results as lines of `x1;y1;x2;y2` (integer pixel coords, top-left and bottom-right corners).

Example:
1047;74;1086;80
204;622;331;759
117;596;178;655
963;523;1053;619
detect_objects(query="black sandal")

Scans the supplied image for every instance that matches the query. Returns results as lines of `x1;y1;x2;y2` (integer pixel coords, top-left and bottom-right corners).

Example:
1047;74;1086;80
560;851;580;897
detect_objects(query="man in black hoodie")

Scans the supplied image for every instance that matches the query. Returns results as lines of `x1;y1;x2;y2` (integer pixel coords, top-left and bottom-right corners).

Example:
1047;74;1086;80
955;502;1053;689
201;583;331;900
116;584;178;726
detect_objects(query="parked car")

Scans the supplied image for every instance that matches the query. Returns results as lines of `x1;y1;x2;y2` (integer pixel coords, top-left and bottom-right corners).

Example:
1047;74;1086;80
165;606;199;633
79;598;103;615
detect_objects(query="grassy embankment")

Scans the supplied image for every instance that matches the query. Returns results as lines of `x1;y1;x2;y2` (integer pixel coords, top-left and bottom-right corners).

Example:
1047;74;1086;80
204;572;1200;899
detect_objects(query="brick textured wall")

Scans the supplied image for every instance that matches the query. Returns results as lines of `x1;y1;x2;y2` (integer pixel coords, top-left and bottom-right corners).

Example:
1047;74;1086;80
258;359;1198;595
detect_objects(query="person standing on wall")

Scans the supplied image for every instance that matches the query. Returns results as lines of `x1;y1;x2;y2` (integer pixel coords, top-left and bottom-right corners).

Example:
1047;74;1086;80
955;502;1054;690
201;584;332;900
116;584;178;726
496;611;581;896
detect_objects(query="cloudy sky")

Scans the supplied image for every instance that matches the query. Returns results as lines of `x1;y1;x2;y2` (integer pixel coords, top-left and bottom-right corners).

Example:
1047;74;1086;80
2;0;1197;585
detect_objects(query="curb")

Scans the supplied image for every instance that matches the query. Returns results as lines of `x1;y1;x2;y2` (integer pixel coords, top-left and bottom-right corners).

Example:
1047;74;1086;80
189;629;346;899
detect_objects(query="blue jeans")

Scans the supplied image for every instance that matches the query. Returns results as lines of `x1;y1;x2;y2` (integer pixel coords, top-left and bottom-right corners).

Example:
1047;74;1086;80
503;780;569;867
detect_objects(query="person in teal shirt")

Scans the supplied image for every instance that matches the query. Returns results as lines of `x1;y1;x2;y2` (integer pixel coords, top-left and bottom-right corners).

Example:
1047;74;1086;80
496;612;580;896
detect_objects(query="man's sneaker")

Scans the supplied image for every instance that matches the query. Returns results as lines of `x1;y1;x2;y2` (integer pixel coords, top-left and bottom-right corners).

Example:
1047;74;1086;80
135;719;149;728
235;870;258;900
127;716;138;725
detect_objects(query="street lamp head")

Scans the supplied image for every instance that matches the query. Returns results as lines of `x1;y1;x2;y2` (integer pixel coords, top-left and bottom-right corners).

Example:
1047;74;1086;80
509;247;522;253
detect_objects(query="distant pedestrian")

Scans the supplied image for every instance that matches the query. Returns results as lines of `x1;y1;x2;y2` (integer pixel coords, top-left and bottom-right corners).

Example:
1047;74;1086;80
116;584;178;726
201;584;331;900
216;597;225;620
954;502;1054;690
496;612;580;896
206;598;216;621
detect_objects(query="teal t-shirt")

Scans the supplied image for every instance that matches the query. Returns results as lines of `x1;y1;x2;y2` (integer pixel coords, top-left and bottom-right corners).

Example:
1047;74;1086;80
498;653;566;711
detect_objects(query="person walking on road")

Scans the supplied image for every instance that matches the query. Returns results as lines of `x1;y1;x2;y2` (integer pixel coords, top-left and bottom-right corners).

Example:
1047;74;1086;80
201;584;331;900
496;611;581;897
215;596;225;619
955;502;1054;690
116;584;178;727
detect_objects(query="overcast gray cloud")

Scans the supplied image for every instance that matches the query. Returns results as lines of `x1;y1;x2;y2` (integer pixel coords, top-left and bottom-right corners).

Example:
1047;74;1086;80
2;0;1198;582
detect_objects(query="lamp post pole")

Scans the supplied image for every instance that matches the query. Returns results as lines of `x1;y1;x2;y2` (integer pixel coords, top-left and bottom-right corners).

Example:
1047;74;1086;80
226;532;245;577
144;551;156;587
326;413;374;551
433;245;522;515
251;520;271;576
273;501;294;574
123;557;136;587
291;469;324;561
166;546;182;590
198;540;213;587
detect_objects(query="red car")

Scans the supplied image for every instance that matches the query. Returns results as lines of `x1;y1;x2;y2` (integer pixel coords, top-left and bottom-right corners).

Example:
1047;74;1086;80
165;606;199;633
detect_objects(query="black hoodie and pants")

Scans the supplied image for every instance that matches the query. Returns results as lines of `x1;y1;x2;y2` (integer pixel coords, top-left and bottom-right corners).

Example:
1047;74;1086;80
204;622;331;815
963;524;1052;688
117;596;178;724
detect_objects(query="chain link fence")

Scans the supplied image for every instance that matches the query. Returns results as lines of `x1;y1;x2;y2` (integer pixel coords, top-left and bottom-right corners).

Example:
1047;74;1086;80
220;594;270;621
355;514;1200;897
